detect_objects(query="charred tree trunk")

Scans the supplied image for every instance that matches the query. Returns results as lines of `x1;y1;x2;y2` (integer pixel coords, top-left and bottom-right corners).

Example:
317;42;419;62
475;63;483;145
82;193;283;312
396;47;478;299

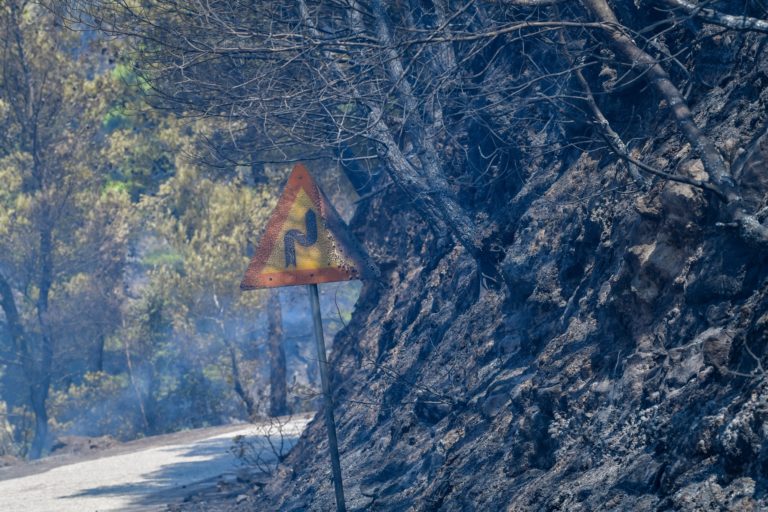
29;221;54;459
358;1;486;260
95;335;105;373
582;0;731;190
228;343;256;419
267;289;288;417
0;273;35;457
28;384;49;459
123;334;150;433
0;273;24;356
0;253;53;459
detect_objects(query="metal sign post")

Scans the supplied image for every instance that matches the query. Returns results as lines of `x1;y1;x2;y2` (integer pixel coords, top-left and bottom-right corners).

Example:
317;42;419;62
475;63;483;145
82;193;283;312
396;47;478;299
308;283;346;512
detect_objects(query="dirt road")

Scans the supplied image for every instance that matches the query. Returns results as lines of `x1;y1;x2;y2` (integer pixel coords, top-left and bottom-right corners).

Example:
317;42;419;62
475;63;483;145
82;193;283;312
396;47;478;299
0;415;310;512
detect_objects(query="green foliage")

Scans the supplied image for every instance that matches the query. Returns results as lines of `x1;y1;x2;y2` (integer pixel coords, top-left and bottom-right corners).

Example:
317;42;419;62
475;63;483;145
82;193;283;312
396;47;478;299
141;247;184;270
103;105;129;131
48;373;142;440
0;402;19;457
0;2;143;455
0;0;361;457
111;62;133;82
126;159;278;427
103;179;131;196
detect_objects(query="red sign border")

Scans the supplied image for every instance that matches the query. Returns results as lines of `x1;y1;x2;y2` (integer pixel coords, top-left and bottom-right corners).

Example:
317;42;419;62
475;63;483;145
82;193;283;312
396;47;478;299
240;164;372;290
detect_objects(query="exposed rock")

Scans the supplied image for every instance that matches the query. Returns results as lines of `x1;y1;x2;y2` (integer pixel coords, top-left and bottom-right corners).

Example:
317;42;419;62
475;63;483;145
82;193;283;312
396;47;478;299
699;327;736;373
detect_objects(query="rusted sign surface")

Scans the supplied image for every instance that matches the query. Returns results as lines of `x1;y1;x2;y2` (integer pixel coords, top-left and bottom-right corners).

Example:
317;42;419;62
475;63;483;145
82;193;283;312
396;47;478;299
240;164;377;290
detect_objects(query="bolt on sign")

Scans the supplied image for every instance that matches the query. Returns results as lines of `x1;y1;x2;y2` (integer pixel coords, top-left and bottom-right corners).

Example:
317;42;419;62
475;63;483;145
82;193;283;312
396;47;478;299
240;163;377;290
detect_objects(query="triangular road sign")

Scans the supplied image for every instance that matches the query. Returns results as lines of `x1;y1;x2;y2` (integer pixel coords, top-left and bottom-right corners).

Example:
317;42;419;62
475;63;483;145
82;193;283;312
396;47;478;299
240;164;378;290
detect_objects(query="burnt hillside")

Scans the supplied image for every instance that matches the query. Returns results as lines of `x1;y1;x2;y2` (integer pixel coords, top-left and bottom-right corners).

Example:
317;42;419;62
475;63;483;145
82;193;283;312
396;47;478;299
259;14;768;512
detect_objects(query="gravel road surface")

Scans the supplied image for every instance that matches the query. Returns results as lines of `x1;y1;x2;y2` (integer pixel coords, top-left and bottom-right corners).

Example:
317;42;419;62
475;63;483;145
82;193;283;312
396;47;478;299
0;415;310;512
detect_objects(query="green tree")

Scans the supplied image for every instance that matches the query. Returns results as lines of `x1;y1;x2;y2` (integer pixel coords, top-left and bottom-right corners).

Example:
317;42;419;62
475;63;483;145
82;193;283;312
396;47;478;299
132;127;280;425
0;1;133;457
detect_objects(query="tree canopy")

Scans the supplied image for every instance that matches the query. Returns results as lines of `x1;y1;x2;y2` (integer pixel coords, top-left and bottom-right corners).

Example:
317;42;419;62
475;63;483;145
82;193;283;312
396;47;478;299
0;0;360;458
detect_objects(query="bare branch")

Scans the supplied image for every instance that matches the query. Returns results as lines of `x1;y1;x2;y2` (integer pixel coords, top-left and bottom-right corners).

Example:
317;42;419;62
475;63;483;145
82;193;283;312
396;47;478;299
558;26;646;186
659;0;768;33
600;133;728;201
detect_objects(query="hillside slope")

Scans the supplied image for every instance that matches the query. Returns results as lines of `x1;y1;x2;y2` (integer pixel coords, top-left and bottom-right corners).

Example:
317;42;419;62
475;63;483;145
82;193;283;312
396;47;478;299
258;25;768;512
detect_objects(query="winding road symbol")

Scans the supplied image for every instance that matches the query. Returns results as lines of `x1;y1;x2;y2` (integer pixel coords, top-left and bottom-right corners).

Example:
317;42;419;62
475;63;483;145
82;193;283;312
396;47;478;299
284;209;318;267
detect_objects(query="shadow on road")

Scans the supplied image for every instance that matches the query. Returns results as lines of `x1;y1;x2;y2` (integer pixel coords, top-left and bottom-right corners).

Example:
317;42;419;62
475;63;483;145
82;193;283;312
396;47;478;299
61;426;302;510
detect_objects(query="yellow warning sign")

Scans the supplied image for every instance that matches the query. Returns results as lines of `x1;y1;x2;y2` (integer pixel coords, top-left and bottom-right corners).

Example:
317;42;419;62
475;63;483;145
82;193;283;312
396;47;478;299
240;164;377;290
